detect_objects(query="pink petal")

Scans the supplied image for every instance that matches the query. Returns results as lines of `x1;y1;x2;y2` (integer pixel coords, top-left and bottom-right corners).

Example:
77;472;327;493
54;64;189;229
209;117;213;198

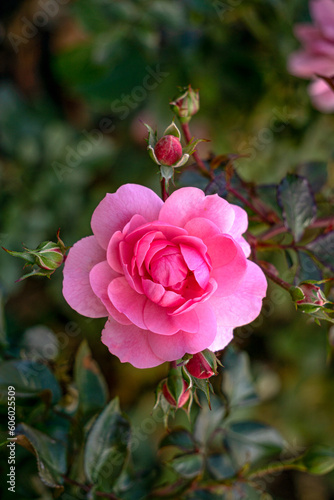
206;235;247;297
101;317;165;368
143;300;182;335
311;0;334;40
207;327;234;352
159;187;235;233
309;78;334;112
63;236;107;318
91;184;163;249
148;303;217;361
229;204;248;239
89;261;131;325
107;231;124;274
288;51;334;78
209;260;267;328
108;277;147;329
184;217;221;240
234;236;251;257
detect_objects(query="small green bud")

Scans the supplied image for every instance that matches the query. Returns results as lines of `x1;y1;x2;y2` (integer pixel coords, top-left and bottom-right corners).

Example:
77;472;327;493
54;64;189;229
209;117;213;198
170;85;200;123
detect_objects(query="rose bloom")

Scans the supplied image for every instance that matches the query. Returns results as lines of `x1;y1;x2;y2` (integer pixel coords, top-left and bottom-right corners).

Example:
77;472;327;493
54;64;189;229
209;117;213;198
288;0;334;112
63;184;267;368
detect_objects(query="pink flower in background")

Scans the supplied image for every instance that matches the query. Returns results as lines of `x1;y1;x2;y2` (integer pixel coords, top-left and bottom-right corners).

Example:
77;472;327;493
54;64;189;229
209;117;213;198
288;0;334;112
63;184;267;369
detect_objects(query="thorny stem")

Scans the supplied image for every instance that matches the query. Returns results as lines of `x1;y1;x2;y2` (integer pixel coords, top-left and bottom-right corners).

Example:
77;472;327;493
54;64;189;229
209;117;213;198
259;216;334;241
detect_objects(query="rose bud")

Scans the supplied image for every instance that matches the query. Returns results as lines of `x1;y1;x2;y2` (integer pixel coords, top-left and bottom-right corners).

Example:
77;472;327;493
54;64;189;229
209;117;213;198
33;241;65;271
290;282;327;313
186;350;218;379
162;380;190;408
162;368;190;408
154;135;183;167
170;85;200;123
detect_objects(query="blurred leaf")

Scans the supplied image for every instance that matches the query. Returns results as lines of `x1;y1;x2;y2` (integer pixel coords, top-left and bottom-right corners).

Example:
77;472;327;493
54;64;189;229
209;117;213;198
277;174;316;242
20;326;59;362
0;289;7;350
159;429;197;454
169;453;204;479
205;171;227;197
222;347;258;408
84;398;131;492
306;231;334;272
297;250;322;282
74;340;108;418
225;421;284;467
256;184;281;215
0;360;61;405
294;446;334;475
16;423;67;490
206;453;236;480
297;161;328;192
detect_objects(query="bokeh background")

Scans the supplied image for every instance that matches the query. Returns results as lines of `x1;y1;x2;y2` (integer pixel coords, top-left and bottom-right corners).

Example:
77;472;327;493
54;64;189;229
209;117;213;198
1;0;334;498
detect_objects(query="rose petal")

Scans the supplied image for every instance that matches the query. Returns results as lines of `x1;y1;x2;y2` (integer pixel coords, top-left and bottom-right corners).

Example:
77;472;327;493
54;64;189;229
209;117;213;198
210;260;267;328
89;261;132;325
207;327;234;352
288;51;334;78
63;236;107;318
108;277;147;329
229;204;248;239
148;303;217;361
184;217;221;241
101;317;164;368
91;184;163;249
309;78;334;112
159;187;235;233
206;235;247;297
311;0;334;41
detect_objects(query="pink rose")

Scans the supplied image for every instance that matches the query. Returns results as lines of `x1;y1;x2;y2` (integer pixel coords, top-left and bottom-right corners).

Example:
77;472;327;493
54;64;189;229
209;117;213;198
288;0;334;112
63;184;267;369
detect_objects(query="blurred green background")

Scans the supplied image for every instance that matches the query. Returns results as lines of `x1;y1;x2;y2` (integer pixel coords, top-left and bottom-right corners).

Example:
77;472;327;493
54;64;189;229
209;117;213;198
1;0;334;498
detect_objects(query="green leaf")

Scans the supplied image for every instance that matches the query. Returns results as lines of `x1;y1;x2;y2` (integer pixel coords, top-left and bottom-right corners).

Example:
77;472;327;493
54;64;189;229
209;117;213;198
169;453;204;479
20;326;59;362
222;347;258;408
297;161;328;192
297;250;322;282
16;423;67;490
206;453;236;480
306;231;334;272
225;421;284;467
295;446;334;475
277;174;316;242
159;429;197;454
0;360;61;405
163;121;181;139
84;398;131;492
74;341;108;418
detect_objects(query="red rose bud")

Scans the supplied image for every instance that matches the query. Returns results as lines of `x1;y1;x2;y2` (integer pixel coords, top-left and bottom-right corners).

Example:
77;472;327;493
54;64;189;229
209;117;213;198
154;135;183;166
170;85;200;123
162;368;190;408
162;380;189;407
186;350;218;379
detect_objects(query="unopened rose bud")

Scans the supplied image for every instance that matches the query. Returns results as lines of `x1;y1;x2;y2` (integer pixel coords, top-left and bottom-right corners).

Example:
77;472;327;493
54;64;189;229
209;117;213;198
290;282;327;313
162;379;189;408
170;85;200;123
33;241;65;270
154;135;183;166
186;350;218;379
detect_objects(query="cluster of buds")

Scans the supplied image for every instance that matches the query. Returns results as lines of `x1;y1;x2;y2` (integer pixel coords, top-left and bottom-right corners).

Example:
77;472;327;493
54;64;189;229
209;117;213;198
290;281;328;313
159;350;220;413
169;85;200;123
3;230;67;281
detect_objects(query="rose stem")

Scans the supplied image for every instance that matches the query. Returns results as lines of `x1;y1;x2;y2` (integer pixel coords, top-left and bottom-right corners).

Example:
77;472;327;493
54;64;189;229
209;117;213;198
160;178;169;201
181;122;213;179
